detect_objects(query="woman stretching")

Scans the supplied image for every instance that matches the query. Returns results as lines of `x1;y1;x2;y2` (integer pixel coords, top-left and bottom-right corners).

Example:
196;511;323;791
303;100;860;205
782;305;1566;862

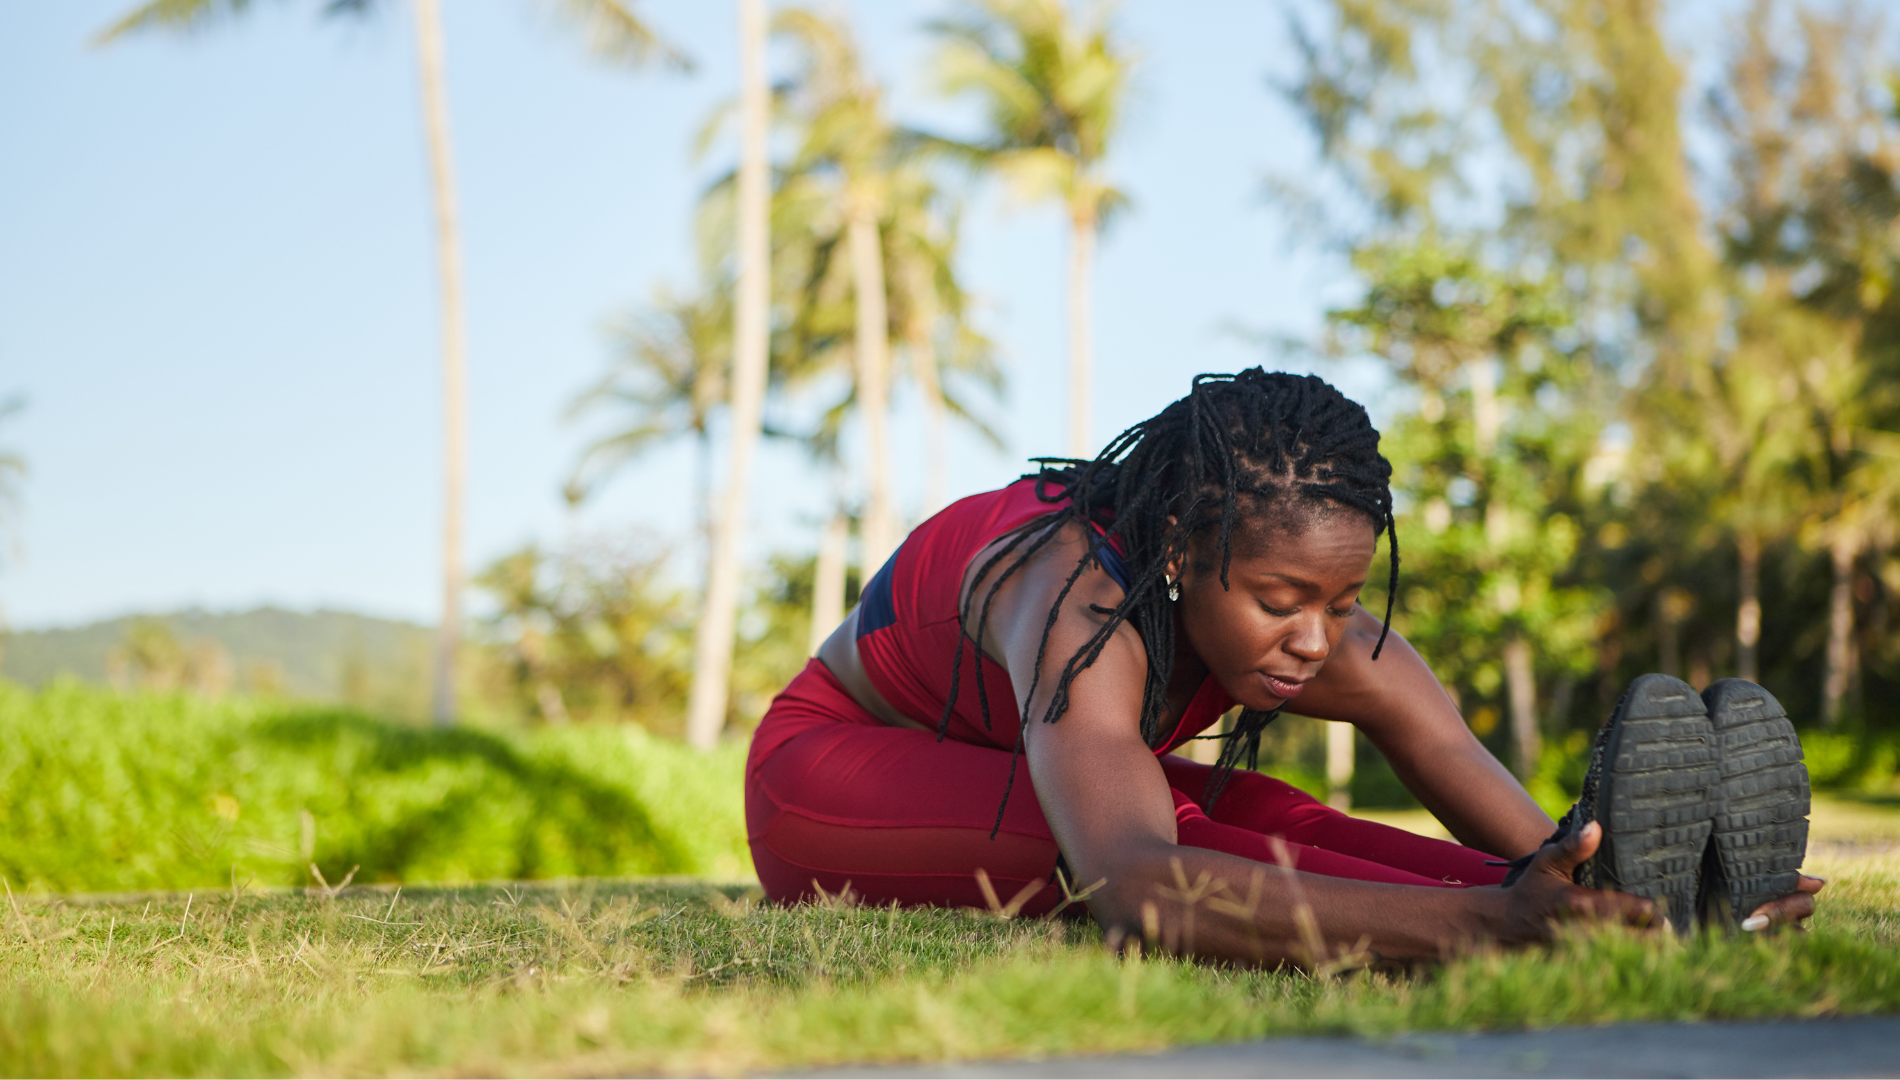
746;370;1821;965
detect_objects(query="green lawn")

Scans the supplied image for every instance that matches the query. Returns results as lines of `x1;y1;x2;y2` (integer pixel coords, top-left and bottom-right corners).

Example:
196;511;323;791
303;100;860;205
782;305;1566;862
3;845;1896;1077
4;683;1897;1076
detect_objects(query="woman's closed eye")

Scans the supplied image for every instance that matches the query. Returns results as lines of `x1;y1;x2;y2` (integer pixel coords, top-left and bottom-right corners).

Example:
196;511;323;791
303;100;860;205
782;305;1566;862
1261;600;1358;618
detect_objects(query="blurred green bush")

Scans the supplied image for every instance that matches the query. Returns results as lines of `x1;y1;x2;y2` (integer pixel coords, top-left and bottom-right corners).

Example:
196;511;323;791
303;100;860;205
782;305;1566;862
0;680;751;894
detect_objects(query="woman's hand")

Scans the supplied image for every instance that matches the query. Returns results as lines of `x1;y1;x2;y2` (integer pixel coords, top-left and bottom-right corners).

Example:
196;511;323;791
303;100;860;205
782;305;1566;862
1478;821;1663;945
1742;875;1825;931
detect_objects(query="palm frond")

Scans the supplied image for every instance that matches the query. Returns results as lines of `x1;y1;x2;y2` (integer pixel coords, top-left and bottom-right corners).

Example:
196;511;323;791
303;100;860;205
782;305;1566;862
93;0;260;45
548;0;692;72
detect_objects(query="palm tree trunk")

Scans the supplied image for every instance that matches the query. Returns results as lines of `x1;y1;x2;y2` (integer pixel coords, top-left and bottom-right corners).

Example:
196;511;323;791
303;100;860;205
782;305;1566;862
1736;531;1761;682
685;0;770;752
1468;358;1500;455
908;328;948;515
810;509;848;655
1503;634;1539;780
414;0;466;729
1326;721;1354;811
1654;589;1680;679
1823;533;1856;727
1066;208;1095;459
695;425;713;590
848;207;895;572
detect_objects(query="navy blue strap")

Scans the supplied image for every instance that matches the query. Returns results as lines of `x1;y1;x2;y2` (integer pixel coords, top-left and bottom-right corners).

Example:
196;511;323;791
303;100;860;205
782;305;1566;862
856;550;899;636
1093;534;1131;591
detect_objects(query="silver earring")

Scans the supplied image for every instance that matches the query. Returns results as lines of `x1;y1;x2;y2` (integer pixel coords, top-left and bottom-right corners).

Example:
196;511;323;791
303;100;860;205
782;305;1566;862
1167;576;1180;602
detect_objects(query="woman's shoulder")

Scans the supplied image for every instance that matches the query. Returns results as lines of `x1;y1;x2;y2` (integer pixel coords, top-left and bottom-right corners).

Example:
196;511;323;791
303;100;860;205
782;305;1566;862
968;517;1136;654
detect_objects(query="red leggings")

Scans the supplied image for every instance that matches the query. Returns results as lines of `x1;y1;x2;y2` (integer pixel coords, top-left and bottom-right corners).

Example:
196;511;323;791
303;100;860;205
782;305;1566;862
745;660;1506;915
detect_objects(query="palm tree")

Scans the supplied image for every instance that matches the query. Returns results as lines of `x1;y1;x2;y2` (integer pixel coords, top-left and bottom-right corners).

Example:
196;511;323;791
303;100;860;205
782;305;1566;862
567;287;731;569
98;0;688;727
774;8;1003;597
773;8;905;572
884;164;1004;515
932;0;1131;459
684;0;772;751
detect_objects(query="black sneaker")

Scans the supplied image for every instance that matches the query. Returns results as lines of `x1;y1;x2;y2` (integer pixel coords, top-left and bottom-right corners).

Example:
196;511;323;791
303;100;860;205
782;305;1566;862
1504;674;1721;933
1700;679;1810;930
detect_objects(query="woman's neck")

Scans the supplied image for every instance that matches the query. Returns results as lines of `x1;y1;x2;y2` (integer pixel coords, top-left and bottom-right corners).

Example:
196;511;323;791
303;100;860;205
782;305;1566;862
1166;606;1211;720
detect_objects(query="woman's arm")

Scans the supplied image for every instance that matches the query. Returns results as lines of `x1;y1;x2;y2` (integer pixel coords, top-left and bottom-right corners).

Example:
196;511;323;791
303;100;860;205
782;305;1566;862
1291;607;1555;859
979;526;1651;964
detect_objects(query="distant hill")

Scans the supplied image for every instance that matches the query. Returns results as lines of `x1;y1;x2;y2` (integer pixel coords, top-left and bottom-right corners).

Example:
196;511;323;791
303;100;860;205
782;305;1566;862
0;607;435;718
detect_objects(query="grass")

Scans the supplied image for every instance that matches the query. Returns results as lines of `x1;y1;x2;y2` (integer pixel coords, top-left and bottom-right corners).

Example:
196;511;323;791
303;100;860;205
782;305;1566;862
0;681;750;893
1;845;1895;1077
4;681;1898;1075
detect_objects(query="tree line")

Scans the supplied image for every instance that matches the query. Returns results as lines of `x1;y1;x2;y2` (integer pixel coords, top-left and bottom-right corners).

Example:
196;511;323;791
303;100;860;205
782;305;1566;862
92;0;1900;784
101;0;1123;747
1291;0;1900;785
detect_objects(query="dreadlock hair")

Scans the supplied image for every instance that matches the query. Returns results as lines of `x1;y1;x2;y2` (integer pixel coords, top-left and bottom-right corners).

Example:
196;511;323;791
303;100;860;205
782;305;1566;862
940;369;1399;837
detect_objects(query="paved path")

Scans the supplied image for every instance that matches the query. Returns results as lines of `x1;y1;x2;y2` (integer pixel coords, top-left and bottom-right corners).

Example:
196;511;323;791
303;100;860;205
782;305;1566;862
798;1015;1900;1078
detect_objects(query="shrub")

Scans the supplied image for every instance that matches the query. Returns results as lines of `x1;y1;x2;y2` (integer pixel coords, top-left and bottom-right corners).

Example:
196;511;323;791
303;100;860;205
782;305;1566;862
0;680;750;893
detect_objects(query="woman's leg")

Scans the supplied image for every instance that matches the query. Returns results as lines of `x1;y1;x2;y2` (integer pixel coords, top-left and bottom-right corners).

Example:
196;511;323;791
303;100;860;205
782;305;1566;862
1160;756;1509;887
746;660;1065;915
746;671;1503;915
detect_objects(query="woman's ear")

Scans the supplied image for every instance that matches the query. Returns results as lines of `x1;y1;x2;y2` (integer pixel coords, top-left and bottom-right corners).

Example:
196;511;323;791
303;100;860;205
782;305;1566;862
1163;515;1184;586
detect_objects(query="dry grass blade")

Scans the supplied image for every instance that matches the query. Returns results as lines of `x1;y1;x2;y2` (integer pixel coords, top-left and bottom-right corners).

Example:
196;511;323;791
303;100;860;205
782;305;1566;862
973;868;1042;919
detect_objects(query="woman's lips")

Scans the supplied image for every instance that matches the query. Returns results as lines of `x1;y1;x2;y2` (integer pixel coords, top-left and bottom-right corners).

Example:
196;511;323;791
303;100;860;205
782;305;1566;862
1262;674;1306;700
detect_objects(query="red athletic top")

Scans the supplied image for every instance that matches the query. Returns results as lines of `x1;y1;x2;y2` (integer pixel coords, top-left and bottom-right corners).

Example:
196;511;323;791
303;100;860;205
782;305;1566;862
853;478;1234;754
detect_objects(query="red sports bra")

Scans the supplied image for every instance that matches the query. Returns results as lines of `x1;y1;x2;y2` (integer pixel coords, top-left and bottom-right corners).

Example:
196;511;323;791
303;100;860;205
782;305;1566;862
852;478;1233;754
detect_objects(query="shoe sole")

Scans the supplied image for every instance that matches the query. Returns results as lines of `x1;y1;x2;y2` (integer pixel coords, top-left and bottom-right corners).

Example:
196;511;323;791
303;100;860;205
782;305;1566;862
1593;674;1722;933
1703;679;1810;925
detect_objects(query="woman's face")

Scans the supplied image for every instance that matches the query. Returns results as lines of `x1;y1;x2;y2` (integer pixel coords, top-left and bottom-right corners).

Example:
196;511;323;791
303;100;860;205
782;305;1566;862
1167;513;1378;711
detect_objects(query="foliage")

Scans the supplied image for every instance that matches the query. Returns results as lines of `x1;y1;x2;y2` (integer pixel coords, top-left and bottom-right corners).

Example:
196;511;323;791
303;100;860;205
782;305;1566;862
472;539;695;733
0;680;749;894
1;608;433;718
930;0;1134;229
689;9;1005;468
566;286;731;547
470;541;836;736
0;854;1895;1075
1287;0;1900;754
1332;243;1610;765
103;619;237;697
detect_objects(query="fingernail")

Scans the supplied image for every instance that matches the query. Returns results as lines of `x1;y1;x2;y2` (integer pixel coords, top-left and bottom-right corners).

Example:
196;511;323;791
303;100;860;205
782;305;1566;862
1741;915;1769;932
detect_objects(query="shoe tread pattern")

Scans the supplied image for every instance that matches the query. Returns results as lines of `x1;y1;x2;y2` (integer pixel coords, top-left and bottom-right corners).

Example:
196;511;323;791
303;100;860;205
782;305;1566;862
1595;675;1718;932
1703;679;1810;919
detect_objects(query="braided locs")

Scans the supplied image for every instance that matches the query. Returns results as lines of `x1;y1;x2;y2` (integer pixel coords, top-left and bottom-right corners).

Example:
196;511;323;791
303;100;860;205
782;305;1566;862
942;369;1399;834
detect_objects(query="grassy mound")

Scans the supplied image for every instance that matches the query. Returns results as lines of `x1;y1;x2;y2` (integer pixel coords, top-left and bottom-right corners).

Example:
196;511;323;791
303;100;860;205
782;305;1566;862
0;681;750;893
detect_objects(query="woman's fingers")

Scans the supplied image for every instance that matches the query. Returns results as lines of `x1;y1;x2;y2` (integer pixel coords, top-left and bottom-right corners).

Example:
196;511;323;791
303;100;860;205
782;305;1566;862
1566;886;1659;927
1536;820;1600;879
1743;875;1826;929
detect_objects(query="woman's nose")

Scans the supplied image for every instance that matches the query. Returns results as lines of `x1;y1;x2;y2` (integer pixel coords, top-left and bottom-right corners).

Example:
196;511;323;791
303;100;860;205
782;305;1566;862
1284;615;1330;662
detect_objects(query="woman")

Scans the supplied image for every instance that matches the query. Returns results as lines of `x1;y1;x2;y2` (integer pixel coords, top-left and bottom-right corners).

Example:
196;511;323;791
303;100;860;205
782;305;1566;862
746;370;1820;965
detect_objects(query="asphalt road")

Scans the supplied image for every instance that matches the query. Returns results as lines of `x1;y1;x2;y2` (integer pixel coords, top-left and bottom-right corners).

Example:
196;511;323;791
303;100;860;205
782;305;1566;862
793;1015;1900;1078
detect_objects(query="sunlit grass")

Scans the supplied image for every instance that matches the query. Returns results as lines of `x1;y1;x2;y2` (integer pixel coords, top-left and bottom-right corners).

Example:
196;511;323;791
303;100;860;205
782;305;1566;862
0;681;749;894
4;681;1897;1076
2;854;1896;1078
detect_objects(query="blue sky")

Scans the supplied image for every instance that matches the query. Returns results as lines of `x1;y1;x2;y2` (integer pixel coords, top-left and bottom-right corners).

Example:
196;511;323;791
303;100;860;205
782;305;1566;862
0;0;1364;629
